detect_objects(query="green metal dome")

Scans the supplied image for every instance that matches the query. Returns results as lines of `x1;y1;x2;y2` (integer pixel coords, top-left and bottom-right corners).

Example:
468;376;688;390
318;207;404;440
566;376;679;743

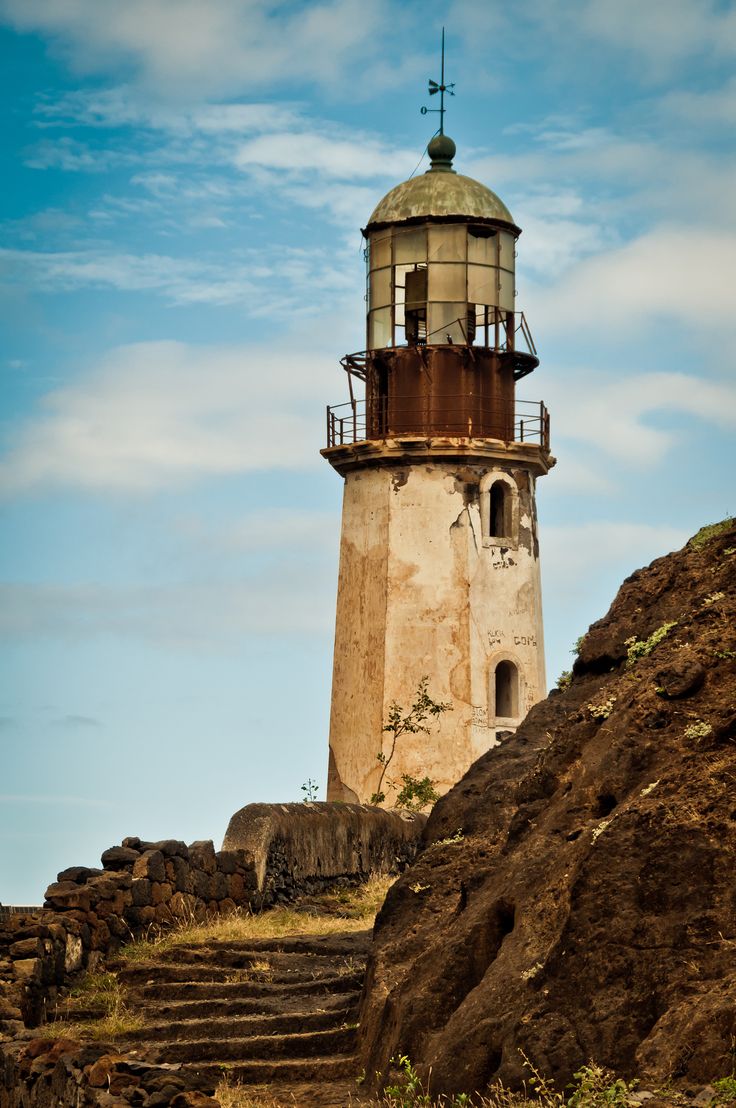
365;136;516;232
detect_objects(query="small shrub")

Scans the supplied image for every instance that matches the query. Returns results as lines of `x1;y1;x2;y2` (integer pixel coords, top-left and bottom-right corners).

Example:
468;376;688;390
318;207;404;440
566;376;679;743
370;677;452;807
395;774;440;811
571;636;585;656
556;670;573;690
625;621;678;667
567;1062;638;1106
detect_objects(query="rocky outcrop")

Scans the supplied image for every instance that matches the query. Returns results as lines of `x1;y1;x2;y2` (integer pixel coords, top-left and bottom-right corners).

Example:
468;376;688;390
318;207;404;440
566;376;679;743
358;519;736;1096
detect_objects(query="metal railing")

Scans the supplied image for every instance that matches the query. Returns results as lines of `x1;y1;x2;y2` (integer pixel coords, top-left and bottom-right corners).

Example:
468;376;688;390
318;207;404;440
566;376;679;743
326;396;550;451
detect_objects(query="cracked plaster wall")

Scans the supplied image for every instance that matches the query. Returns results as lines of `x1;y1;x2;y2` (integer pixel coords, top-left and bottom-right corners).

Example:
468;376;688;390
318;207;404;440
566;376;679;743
327;462;546;805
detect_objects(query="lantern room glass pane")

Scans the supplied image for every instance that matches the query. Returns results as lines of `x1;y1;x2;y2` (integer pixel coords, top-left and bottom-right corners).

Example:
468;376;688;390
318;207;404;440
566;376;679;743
394;226;427;264
370;266;392;309
428;224;467;262
499;231;515;271
428;302;468;344
369;231;392;269
427;262;466;302
498;268;514;311
468;226;498;265
467;264;497;305
368;307;392;349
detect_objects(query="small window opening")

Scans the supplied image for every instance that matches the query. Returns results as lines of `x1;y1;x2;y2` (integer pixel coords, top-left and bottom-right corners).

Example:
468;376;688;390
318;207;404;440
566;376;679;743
495;660;519;718
489;481;508;539
404;265;427;345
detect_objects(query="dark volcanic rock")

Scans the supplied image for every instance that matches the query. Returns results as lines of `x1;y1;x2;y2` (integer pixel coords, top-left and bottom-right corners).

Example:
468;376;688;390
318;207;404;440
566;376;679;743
359;519;736;1097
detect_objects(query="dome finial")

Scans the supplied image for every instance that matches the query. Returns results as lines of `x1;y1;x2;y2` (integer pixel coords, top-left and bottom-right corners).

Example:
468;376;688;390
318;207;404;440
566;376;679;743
427;132;456;173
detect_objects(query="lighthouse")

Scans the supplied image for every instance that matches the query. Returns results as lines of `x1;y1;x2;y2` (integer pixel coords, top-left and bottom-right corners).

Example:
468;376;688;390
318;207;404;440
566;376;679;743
322;121;554;805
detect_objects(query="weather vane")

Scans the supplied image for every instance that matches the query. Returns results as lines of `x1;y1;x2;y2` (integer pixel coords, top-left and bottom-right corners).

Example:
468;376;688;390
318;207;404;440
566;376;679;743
421;27;455;135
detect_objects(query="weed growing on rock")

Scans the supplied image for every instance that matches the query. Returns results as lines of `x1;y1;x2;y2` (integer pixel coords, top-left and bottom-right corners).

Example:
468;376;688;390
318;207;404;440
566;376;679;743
714;649;736;660
713;1076;736;1103
556;670;573;690
587;696;616;720
436;829;465;846
591;819;611;842
703;591;726;606
689;518;734;551
371;677;452;806
684;720;713;740
624;621;678;667
300;777;319;802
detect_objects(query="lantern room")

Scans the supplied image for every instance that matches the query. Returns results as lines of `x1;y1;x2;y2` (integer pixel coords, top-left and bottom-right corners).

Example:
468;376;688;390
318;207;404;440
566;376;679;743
365;136;519;352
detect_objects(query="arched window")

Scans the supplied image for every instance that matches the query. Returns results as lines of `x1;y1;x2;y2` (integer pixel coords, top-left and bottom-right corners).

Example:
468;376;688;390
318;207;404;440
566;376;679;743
489;481;508;539
479;472;518;548
494;660;519;718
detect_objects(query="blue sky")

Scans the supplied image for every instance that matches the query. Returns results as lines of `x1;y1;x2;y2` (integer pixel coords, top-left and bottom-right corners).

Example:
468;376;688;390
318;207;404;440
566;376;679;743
1;0;735;904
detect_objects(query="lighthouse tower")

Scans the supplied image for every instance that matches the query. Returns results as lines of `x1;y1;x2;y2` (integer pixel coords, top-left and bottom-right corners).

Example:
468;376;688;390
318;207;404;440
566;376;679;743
322;129;554;805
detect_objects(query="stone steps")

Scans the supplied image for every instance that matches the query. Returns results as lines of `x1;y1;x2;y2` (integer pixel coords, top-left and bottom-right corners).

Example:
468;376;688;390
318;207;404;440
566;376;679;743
140;989;358;1021
54;928;371;1103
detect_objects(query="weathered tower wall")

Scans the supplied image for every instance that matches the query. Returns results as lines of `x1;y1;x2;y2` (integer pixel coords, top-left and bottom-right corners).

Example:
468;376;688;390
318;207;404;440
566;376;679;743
326;447;547;804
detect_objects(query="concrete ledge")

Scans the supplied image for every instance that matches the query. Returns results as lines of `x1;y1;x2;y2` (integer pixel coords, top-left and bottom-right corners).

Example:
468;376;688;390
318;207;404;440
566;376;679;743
222;802;426;898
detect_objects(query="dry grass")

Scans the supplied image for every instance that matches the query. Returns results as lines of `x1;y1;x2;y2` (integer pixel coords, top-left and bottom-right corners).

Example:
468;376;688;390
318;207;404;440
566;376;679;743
120;876;394;965
42;971;144;1041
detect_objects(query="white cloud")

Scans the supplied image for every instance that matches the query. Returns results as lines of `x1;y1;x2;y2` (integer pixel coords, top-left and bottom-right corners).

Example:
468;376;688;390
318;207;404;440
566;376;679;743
0;0;394;97
451;0;736;74
0;242;359;307
531;227;736;336
235;132;414;182
0;575;333;643
0;338;343;495
543;370;736;467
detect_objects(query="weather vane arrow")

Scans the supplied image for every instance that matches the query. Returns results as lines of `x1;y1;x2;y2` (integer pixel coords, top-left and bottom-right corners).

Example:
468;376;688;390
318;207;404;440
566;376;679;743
421;27;455;135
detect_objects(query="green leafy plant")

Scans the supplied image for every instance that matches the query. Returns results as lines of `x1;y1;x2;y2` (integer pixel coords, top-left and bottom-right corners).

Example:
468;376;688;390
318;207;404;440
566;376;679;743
556;670;573;689
370;677;452;806
395;774;440;811
571;636;585;656
713;1076;736;1104
300;778;319;802
714;649;736;660
567;1062;638;1106
624;621;677;667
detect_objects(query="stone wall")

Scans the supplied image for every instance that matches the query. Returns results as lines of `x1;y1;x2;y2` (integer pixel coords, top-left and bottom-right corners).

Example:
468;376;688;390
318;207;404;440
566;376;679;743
0;837;257;1033
0;1036;218;1108
1;804;425;1036
222;802;426;903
